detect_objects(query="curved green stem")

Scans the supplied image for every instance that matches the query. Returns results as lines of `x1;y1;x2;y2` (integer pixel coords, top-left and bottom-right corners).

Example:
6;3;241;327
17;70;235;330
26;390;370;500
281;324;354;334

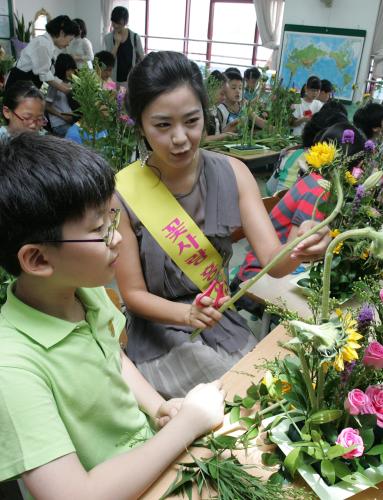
320;227;377;322
297;347;317;412
316;363;325;409
191;170;344;340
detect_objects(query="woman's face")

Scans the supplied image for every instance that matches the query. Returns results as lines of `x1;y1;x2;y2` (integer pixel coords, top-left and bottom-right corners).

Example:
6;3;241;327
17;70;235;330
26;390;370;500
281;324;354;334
53;31;74;49
3;97;46;132
141;85;204;170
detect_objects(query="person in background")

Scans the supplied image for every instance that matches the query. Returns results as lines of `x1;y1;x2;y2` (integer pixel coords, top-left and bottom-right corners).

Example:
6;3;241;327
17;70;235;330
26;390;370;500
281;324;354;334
66;18;94;68
266;100;348;195
6;15;79;93
292;75;323;136
353;101;383;140
94;50;116;87
0;133;226;500
243;66;261;101
217;70;243;131
318;79;334;103
46;54;78;137
104;5;144;86
0;80;46;139
205;70;237;142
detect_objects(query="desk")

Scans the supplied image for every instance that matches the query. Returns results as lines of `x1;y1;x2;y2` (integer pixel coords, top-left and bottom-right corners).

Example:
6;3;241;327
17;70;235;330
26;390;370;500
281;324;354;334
211;148;280;174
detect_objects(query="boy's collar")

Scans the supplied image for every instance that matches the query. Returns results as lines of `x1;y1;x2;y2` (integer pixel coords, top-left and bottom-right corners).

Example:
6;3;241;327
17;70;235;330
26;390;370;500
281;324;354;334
1;284;99;349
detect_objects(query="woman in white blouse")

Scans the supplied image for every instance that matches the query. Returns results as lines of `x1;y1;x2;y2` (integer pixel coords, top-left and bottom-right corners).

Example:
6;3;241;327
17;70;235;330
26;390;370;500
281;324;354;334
67;19;94;69
6;15;79;94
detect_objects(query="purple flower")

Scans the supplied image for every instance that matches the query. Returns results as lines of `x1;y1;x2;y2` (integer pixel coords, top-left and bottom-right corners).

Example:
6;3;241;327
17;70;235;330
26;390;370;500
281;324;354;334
365;140;376;152
342;129;355;144
116;90;124;114
341;361;356;383
357;303;375;331
352;184;365;214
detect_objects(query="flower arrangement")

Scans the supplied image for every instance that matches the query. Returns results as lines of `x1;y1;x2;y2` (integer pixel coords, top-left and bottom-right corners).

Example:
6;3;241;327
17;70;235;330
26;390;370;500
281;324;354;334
71;65;136;171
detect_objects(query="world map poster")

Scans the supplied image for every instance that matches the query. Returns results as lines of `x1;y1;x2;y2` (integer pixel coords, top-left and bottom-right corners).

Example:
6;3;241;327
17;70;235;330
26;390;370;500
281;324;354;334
278;25;366;102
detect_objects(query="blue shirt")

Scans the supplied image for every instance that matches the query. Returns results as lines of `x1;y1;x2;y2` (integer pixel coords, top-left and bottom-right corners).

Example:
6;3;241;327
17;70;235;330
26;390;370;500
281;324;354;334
65;123;108;144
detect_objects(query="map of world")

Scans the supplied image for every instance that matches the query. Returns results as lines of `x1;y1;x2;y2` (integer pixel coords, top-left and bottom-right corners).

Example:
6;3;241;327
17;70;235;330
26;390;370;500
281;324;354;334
279;30;365;101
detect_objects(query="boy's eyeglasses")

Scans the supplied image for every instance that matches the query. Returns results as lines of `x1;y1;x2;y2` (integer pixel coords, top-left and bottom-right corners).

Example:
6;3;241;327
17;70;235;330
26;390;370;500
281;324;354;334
32;209;121;248
12;110;48;126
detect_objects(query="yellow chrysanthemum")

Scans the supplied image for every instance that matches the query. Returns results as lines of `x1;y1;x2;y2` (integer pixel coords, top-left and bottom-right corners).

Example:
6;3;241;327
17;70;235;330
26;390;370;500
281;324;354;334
345;171;357;186
333;242;344;254
333;313;363;372
305;142;337;169
288;87;297;93
360;249;369;260
330;229;341;238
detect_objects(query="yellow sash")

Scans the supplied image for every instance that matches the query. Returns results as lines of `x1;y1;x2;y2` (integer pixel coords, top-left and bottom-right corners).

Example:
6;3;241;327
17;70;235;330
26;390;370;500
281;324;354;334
116;161;223;291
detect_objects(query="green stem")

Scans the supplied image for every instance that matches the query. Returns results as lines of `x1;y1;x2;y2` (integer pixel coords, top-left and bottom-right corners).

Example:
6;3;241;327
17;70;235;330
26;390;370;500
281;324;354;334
297;347;317;412
320;227;378;322
278;399;303;439
316;363;325;409
191;170;344;340
258;398;288;416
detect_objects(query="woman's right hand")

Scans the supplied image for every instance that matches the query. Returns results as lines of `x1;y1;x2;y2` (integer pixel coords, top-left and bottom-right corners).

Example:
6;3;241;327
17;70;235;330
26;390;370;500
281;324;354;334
186;294;229;329
179;380;226;437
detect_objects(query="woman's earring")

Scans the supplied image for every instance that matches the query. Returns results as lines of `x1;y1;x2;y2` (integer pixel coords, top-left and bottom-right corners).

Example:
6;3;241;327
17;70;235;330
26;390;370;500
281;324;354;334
138;137;149;167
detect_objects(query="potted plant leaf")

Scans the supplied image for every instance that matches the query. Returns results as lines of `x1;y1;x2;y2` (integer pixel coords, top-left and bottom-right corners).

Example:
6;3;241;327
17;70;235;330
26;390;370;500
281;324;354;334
11;12;32;58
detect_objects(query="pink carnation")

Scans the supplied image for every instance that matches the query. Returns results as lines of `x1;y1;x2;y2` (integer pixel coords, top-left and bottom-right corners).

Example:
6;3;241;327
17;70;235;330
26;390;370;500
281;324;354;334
366;385;383;428
344;388;375;415
351;166;363;179
103;80;117;91
363;341;383;369
336;428;364;459
380;289;383;302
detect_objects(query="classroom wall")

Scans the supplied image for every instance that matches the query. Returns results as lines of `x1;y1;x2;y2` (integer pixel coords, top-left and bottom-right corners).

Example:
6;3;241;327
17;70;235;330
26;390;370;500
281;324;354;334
72;1;103;53
13;0;76;23
282;0;381;101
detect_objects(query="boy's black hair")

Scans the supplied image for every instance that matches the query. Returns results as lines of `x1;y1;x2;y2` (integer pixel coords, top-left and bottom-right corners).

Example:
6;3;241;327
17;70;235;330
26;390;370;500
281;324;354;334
73;18;87;38
0;134;115;276
302;100;348;147
320;79;333;93
2;81;45;124
54;53;77;81
244;67;261;81
300;75;321;97
94;51;115;69
111;6;129;25
207;70;227;86
46;15;79;37
353;102;383;139
225;70;243;82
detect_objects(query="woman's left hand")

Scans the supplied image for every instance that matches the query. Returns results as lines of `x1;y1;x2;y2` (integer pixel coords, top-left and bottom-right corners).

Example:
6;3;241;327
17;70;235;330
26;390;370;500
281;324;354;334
290;220;331;261
155;398;183;428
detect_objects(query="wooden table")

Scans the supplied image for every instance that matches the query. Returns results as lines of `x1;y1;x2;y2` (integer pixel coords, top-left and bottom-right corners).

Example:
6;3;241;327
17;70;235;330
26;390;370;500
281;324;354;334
141;324;383;499
211;147;280;174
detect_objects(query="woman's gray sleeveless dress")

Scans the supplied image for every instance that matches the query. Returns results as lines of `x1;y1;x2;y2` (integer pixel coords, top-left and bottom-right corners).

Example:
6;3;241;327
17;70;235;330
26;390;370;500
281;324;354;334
118;149;257;398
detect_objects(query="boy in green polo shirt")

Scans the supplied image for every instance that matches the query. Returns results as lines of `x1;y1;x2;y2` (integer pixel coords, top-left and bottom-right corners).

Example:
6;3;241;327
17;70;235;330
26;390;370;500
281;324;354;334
0;134;226;499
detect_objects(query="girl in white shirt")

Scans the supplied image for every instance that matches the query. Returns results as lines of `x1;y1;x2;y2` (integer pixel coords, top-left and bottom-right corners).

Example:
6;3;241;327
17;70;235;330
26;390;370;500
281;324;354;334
67;19;94;69
292;75;323;136
6;15;78;94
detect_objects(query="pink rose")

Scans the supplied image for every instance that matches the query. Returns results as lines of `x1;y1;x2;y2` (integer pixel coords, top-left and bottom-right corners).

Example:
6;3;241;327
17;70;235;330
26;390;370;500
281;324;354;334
363;341;383;369
345;389;374;415
336;428;364;459
352;166;363;179
380;289;383;302
366;385;383;427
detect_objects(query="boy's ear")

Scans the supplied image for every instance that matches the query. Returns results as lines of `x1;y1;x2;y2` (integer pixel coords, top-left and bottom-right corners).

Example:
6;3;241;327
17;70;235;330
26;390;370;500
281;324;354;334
17;244;54;277
2;106;10;120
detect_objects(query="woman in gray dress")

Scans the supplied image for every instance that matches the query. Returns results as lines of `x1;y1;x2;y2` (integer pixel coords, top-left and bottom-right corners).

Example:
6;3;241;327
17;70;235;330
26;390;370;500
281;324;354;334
113;51;330;398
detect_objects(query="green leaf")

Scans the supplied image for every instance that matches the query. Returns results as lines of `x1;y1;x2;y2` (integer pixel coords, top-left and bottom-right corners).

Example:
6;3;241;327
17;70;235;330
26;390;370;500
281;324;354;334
208;461;218;479
268;471;284;485
341;472;377;488
284;448;302;477
262;452;281;466
327;444;354;460
366;444;383;455
246;383;259;400
213;435;237;450
333;459;351;479
307;409;343;425
321;459;336;485
360;428;375;452
241;396;256;409
233;394;243;403
240;416;256;428
230;405;240;424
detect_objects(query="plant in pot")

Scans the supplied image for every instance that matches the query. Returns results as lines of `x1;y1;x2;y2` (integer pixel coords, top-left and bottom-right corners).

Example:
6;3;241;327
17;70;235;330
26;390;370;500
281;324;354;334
11;12;32;57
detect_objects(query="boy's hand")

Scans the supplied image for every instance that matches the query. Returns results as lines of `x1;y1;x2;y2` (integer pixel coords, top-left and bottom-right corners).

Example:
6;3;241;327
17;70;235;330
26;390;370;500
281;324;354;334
179;380;226;438
155;398;183;428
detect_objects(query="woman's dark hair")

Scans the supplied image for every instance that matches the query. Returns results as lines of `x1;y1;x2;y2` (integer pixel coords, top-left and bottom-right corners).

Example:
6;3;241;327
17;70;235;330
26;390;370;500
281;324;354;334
353;102;383;139
111;6;129;25
302;100;348;147
46;15;79;37
128;51;208;127
73;18;87;38
94;51;115;69
317;122;366;167
320;79;333;93
300;75;321;97
0;133;115;276
54;54;77;81
2;81;44;123
244;67;261;81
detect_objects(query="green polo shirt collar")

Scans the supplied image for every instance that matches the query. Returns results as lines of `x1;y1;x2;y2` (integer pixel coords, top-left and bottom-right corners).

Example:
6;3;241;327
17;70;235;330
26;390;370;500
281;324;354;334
1;284;100;349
